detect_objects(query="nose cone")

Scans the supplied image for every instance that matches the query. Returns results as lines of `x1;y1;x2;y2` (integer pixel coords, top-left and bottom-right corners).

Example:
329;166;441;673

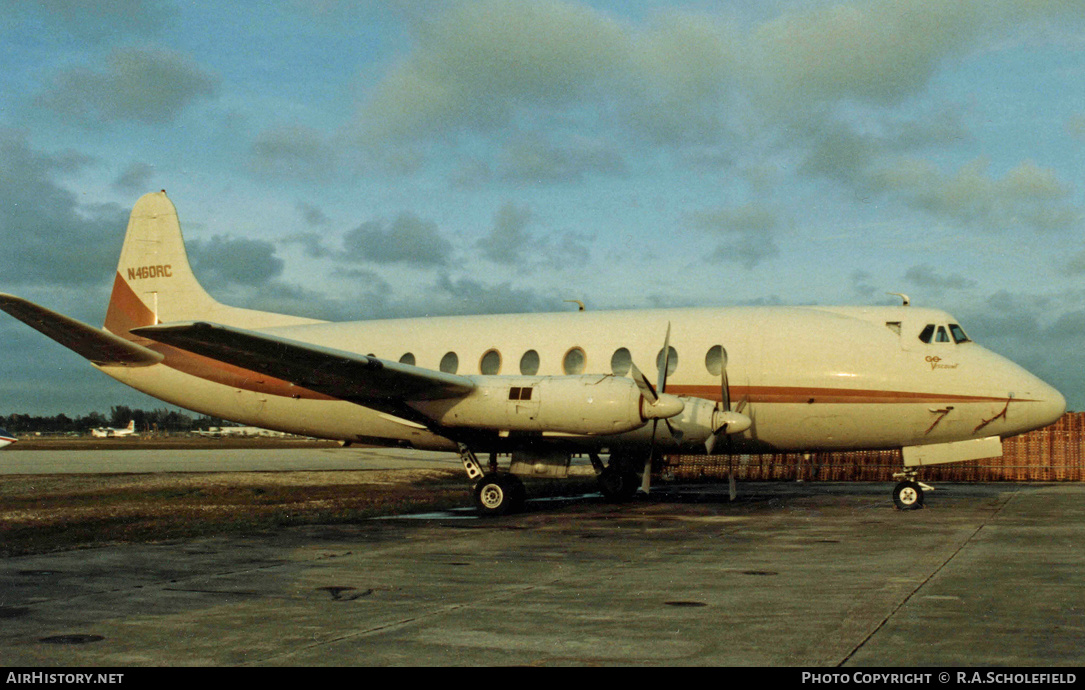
1029;379;1066;430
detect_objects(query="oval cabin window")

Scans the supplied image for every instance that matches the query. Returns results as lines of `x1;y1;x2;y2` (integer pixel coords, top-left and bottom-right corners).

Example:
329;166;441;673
480;349;501;375
520;350;540;375
563;347;586;375
440;352;459;374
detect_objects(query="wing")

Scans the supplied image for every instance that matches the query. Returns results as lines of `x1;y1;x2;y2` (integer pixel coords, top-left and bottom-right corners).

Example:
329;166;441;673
0;293;163;366
131;321;476;406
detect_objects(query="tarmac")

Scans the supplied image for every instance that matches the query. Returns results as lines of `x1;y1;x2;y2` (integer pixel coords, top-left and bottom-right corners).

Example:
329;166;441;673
0;447;1083;667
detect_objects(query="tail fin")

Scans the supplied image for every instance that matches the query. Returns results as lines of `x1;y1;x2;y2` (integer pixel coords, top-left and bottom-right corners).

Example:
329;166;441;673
104;191;321;337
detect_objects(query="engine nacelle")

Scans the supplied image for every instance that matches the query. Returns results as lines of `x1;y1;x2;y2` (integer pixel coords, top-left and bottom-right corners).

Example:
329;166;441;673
412;374;657;436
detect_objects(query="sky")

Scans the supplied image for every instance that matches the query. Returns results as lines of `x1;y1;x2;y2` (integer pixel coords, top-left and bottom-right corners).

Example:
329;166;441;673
1;0;1084;415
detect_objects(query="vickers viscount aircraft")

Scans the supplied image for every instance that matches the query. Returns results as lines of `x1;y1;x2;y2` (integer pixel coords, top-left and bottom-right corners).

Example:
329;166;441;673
0;428;16;449
0;192;1067;514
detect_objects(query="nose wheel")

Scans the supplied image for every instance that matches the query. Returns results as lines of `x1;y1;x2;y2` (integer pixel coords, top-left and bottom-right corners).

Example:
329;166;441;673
892;480;924;510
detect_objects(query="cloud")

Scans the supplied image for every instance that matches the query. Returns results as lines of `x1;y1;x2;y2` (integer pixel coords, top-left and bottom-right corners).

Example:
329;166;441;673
4;0;172;43
187;235;285;288
871;157;1080;232
751;2;982;108
36;47;219;125
248;125;339;182
689;203;780;268
903;264;978;291
497;133;625;184
0;132;126;287
476;202;592;270
342;213;452;266
111;162;156;193
357;0;631;140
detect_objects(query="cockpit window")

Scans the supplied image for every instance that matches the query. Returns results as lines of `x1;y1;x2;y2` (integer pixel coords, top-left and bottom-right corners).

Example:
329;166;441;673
936;326;950;343
949;324;970;344
918;324;935;344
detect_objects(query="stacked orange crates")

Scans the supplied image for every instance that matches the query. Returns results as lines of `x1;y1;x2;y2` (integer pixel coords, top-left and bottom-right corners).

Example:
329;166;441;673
665;412;1085;482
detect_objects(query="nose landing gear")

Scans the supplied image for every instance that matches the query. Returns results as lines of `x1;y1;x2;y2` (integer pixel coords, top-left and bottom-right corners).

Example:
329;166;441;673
892;471;932;510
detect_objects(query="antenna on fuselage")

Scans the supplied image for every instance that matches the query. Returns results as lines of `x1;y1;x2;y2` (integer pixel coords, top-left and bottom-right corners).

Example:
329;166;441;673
888;292;911;306
564;299;585;312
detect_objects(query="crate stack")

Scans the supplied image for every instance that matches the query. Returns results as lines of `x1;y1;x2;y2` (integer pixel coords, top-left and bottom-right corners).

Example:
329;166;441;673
665;412;1085;482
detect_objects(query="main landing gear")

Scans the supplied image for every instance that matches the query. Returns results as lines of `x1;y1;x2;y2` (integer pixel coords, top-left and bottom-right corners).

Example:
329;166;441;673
891;471;932;510
590;451;640;502
459;444;525;516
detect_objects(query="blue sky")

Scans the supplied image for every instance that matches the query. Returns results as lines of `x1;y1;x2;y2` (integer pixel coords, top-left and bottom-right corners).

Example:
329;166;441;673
1;0;1084;414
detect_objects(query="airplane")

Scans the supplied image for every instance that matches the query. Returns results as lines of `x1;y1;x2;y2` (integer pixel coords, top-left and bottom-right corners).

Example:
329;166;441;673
90;420;136;438
0;191;1067;514
0;428;16;449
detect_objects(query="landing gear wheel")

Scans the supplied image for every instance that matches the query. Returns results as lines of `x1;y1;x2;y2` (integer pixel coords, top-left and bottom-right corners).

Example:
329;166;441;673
893;480;924;510
598;466;639;502
473;473;525;516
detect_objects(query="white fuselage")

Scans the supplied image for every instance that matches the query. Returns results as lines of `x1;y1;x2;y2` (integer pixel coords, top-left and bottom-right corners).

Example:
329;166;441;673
98;304;1066;455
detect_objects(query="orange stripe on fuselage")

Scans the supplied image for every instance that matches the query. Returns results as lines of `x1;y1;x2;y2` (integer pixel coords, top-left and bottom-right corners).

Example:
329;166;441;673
669;385;1022;405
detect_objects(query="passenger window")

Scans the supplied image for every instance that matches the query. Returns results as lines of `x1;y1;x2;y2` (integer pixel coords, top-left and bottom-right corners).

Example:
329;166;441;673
936;326;950;343
520;350;540;375
480;349;501;375
563;347;586;375
440;352;459;374
918;324;935;344
610;348;632;376
656;345;678;376
399;353;416;366
705;345;724;376
949;324;971;344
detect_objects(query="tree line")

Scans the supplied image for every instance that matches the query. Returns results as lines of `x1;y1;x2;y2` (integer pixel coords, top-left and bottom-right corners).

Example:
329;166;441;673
0;406;225;434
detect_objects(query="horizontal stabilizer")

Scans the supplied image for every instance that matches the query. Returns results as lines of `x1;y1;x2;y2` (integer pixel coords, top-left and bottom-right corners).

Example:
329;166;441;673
0;293;163;366
132;321;476;403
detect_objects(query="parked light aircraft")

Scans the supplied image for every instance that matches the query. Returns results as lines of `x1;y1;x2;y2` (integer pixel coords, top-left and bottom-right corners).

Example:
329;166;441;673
0;428;16;449
0;192;1067;514
90;420;136;438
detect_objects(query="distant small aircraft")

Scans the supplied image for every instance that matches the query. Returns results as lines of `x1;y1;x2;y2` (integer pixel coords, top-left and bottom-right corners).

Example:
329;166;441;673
0;191;1067;514
90;420;136;438
0;428;16;449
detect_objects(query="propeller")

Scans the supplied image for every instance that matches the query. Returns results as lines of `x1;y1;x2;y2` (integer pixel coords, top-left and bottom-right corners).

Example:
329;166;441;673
704;347;752;455
628;323;685;495
702;346;752;502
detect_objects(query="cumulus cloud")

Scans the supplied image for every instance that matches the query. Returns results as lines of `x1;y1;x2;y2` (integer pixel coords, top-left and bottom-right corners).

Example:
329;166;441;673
342;213;452;266
357;0;630;140
476;202;591;270
3;0;171;43
0;132;126;287
689;203;781;269
111;162;156;193
871;157;1079;232
188;235;285;288
248;125;339;181
904;265;978;291
36;47;219;125
751;2;980;108
497;133;625;183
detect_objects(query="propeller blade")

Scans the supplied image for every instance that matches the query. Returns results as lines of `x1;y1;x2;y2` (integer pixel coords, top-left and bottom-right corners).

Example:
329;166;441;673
720;347;731;412
641;423;656;493
657;322;672;395
629;362;658;404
